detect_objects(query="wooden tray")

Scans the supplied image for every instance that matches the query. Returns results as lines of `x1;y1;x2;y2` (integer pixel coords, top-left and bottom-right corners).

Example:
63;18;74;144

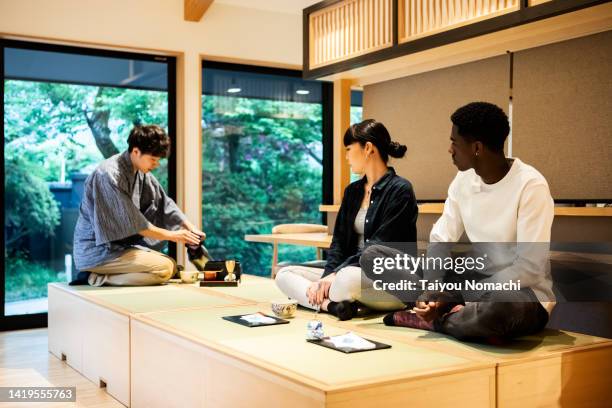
222;313;289;327
307;337;391;354
199;280;239;287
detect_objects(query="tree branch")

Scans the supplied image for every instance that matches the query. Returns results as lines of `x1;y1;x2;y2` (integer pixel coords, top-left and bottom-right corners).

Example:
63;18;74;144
84;88;120;158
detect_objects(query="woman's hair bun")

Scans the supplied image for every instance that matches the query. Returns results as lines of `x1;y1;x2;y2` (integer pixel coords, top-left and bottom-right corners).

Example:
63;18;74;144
388;141;407;158
344;119;407;162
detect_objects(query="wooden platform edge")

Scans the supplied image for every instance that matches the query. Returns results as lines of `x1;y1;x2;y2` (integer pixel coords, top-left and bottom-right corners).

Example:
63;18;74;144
130;310;495;394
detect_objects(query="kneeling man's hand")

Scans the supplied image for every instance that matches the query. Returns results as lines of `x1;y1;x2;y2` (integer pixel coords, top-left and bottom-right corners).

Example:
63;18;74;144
182;221;206;242
170;229;201;246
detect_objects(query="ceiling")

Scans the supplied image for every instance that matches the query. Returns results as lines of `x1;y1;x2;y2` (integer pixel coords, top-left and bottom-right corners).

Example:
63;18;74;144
214;0;321;15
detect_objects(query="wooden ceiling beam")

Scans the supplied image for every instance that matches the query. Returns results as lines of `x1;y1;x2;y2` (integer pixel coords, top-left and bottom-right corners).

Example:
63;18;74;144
184;0;214;22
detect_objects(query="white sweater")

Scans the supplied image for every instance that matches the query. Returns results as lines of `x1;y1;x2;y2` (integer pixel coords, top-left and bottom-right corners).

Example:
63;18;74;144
430;158;555;312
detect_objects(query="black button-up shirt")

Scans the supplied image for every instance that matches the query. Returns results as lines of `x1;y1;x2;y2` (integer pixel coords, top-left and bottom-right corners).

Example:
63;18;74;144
323;167;418;277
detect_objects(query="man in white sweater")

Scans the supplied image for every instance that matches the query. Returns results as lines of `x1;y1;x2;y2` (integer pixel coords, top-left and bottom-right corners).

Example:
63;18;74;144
361;102;554;342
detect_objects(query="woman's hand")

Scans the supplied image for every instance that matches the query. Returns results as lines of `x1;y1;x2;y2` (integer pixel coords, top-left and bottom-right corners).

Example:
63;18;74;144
306;281;320;306
316;273;336;305
306;273;337;306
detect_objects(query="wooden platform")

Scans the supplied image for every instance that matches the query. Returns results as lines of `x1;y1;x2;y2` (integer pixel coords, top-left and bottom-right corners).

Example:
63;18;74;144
329;315;612;408
48;275;612;407
47;282;256;406
131;305;495;408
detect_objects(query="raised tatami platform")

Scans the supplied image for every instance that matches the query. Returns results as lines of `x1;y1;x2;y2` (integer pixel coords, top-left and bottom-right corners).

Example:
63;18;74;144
48;275;612;407
47;280;259;405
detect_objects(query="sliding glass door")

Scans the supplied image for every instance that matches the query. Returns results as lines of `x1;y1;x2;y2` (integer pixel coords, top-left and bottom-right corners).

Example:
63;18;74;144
1;40;176;330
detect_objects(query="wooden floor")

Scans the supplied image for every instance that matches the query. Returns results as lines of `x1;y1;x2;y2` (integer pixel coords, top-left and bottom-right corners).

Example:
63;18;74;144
0;328;123;408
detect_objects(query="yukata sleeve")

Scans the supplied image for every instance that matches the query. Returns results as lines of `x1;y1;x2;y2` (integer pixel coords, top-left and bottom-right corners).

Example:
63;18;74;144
90;172;150;246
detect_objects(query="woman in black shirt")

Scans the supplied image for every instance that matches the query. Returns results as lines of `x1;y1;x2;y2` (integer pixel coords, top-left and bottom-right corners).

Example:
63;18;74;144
275;119;418;320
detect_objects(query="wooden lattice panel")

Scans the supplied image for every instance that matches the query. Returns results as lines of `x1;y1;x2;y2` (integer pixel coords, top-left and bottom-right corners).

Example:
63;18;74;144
399;0;520;42
309;0;393;69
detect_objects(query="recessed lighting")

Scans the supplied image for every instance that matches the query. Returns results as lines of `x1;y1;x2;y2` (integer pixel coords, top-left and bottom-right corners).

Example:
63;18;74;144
296;89;310;95
227;87;242;93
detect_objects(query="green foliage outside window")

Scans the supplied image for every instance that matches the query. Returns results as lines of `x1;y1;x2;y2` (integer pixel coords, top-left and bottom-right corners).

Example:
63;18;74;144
4;80;168;305
202;96;322;275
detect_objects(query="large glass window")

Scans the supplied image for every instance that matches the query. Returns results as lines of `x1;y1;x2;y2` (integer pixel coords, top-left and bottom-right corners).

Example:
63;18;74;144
351;89;363;124
201;62;331;276
1;41;176;327
350;90;364;182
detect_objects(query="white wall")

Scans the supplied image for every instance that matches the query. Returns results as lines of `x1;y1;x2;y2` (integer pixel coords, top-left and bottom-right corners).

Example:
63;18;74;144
0;0;305;262
0;0;303;64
